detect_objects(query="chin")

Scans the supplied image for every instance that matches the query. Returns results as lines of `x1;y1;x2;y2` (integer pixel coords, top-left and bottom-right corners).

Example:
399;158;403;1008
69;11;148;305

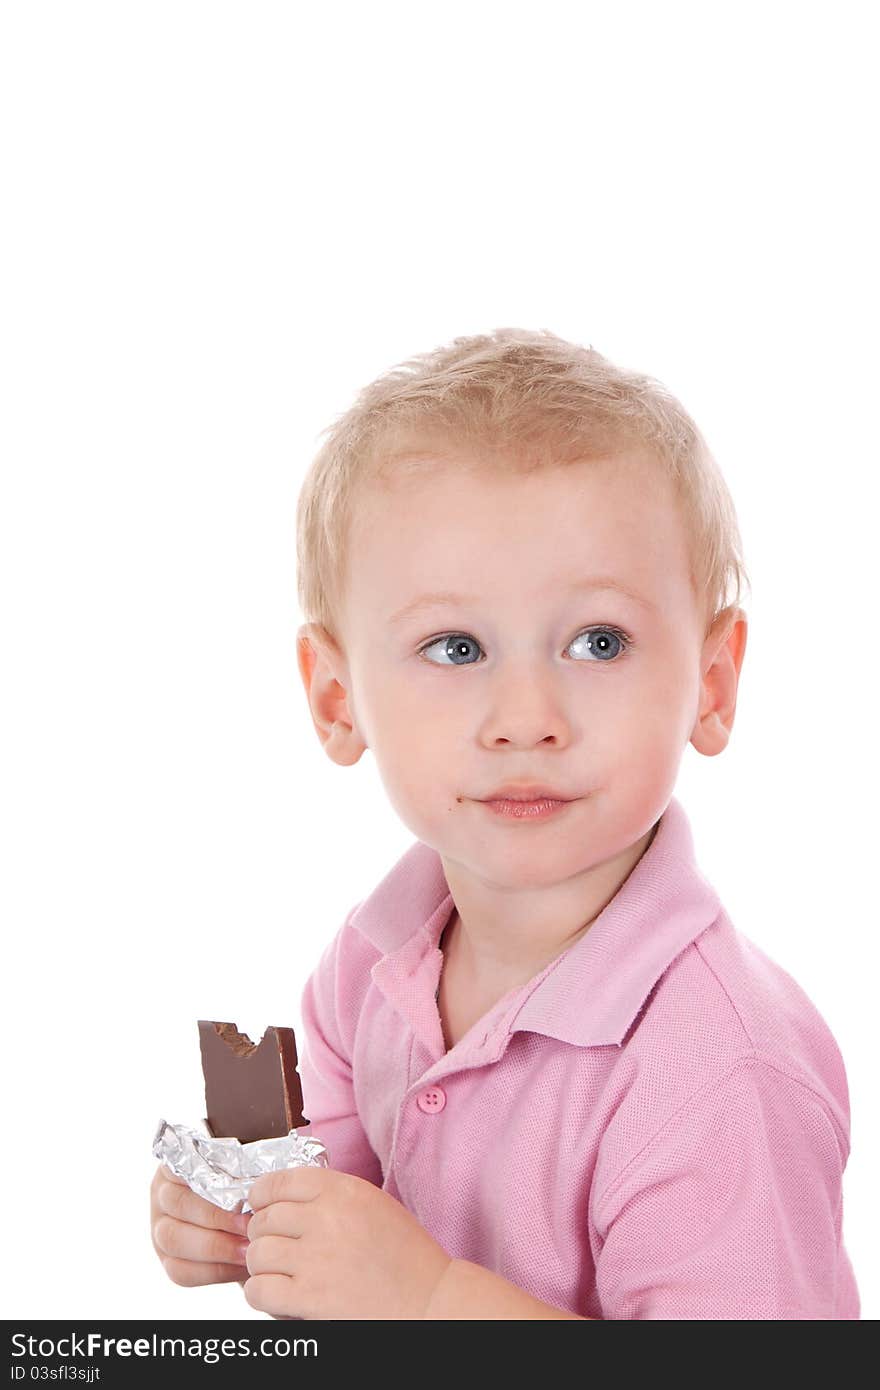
477;847;592;889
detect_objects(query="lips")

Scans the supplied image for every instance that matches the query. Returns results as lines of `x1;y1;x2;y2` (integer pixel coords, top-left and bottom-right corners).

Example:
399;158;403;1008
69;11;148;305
479;785;574;802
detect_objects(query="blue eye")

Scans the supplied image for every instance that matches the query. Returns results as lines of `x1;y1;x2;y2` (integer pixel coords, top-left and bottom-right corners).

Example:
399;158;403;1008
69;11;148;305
419;634;483;666
417;627;631;666
568;628;629;662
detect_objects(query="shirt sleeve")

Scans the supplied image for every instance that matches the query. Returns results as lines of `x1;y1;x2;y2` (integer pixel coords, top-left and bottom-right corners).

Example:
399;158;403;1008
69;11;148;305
293;907;384;1188
593;1056;851;1319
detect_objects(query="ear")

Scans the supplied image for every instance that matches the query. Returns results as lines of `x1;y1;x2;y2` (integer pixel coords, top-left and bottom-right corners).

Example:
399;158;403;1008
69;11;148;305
689;606;749;757
296;622;368;767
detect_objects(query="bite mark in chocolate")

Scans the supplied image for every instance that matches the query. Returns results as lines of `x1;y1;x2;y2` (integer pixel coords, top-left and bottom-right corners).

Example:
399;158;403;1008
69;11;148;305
198;1020;308;1143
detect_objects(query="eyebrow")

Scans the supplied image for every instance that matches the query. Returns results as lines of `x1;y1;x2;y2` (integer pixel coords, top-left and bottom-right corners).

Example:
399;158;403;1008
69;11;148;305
389;576;656;626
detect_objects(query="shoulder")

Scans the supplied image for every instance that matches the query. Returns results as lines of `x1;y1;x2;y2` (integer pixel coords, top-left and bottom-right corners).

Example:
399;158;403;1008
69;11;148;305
302;897;382;1021
691;914;851;1130
643;910;848;1114
594;911;852;1192
301;836;447;1035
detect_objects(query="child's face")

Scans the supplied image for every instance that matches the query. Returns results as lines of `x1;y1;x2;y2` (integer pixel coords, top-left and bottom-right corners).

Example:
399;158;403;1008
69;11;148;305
300;449;745;886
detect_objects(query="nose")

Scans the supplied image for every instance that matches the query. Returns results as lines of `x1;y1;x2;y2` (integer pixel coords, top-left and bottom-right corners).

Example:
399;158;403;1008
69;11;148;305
477;662;572;749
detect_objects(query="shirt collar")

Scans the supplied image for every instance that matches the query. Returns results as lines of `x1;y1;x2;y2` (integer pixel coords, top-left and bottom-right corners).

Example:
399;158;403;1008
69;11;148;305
350;795;722;1049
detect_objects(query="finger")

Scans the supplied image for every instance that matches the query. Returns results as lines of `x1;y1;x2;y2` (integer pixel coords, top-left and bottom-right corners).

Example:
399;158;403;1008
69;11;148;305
246;1234;301;1279
248;1166;326;1211
162;1256;250;1288
153;1215;250;1269
152;1164;183;1201
243;1273;302;1319
247;1201;310;1241
157;1178;251;1236
161;1163;189;1184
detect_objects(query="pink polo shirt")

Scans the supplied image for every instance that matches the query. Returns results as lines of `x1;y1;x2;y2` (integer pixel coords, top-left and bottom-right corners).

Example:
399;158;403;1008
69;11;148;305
294;795;860;1319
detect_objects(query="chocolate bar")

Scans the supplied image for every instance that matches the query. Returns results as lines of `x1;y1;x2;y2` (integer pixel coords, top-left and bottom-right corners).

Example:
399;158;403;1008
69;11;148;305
198;1020;308;1144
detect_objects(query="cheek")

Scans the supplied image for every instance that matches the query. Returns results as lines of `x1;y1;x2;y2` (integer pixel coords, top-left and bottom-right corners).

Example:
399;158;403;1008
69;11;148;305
360;673;453;770
593;665;692;755
363;665;460;734
387;736;475;839
369;714;463;841
361;667;433;733
350;666;413;745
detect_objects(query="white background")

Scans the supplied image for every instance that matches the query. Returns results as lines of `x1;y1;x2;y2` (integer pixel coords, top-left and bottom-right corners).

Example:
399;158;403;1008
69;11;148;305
2;1;876;1321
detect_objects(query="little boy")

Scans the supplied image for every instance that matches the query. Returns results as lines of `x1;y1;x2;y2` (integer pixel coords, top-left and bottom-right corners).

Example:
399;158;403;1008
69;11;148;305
151;328;859;1319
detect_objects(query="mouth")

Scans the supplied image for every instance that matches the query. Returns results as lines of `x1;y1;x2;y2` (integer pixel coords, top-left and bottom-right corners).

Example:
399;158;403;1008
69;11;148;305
478;785;576;802
473;786;581;821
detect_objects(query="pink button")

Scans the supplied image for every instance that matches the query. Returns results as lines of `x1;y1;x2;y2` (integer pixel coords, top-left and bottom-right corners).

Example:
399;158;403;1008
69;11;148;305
416;1086;447;1114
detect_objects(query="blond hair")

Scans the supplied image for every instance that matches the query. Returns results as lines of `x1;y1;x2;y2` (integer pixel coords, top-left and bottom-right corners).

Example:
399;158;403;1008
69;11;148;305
296;327;750;641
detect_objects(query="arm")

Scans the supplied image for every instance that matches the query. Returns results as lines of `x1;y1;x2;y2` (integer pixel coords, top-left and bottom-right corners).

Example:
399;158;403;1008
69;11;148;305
294;906;384;1186
426;1259;591;1319
238;907;380;1315
593;1056;853;1319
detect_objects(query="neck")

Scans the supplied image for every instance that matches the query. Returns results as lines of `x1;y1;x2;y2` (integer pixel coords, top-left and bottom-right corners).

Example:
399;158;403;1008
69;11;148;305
438;819;659;991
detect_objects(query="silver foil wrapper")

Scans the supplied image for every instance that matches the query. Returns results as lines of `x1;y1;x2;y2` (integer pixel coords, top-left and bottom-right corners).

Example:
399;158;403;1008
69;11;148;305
153;1119;329;1213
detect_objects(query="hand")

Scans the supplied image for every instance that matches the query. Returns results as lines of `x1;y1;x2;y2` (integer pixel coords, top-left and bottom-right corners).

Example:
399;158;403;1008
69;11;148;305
150;1162;251;1287
243;1167;452;1320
